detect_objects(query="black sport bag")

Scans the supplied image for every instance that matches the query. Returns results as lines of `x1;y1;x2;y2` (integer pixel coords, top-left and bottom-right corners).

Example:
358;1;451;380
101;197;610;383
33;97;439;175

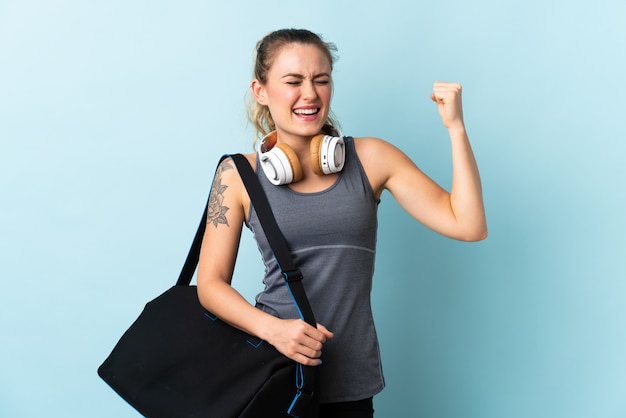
98;154;319;417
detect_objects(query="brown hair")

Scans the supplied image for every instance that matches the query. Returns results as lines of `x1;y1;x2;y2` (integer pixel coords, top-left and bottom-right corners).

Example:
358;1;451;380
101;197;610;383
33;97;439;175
248;29;340;142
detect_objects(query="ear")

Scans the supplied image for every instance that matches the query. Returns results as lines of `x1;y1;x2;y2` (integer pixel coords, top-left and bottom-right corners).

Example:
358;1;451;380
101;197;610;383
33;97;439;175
251;79;268;105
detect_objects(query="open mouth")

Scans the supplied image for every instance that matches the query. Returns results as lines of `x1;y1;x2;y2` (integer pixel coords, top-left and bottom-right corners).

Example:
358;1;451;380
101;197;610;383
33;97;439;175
293;108;320;116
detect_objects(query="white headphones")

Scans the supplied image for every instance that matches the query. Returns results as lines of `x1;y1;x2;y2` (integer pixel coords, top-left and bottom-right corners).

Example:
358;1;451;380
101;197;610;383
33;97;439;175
257;130;345;185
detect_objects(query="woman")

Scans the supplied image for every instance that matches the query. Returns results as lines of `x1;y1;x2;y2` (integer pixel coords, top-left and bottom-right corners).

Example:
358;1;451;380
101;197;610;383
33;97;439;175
197;28;487;418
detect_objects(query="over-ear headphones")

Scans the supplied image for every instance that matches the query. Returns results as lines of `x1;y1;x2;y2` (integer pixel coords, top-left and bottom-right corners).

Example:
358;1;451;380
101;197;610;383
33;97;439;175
257;130;345;185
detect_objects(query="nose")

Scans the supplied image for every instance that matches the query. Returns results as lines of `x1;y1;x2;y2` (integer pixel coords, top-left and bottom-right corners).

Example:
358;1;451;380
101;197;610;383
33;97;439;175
301;79;318;100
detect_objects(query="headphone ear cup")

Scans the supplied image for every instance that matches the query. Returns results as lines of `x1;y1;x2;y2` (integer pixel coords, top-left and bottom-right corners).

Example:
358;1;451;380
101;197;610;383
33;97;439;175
309;134;325;175
275;143;303;183
310;134;345;175
258;136;302;185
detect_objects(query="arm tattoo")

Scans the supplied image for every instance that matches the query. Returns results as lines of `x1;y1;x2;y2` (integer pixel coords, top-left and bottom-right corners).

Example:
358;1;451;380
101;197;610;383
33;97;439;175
207;160;233;228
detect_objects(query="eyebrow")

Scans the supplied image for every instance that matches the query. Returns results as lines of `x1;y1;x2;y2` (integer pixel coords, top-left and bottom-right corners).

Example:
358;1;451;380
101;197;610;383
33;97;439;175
281;72;331;79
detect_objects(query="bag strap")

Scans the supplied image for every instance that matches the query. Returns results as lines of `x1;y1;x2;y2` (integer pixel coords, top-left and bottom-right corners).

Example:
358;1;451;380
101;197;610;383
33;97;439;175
176;153;317;416
175;153;317;327
228;153;318;415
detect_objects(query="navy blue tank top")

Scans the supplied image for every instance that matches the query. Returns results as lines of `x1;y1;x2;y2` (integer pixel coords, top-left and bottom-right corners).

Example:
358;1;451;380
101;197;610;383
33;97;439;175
245;137;385;403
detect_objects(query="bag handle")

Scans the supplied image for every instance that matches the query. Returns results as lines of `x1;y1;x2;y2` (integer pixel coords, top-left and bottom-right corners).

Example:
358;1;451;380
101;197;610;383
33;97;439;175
175;153;317;327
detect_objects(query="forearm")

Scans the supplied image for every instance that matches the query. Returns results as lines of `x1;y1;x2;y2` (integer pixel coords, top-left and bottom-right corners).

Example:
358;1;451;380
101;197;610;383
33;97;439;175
448;126;487;241
197;279;279;341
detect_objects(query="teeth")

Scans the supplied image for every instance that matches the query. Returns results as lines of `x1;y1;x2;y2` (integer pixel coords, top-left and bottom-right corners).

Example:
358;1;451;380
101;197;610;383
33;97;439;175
294;108;318;115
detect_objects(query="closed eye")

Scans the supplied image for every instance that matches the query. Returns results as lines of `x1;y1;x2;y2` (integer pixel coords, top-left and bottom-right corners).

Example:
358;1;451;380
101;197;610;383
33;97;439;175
282;73;331;86
285;80;330;86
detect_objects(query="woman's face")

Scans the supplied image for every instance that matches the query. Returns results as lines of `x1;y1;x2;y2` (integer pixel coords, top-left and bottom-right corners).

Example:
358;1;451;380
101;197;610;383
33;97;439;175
253;43;332;141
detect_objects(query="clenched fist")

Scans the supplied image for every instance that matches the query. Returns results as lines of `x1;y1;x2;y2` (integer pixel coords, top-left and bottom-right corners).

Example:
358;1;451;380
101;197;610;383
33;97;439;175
431;82;465;130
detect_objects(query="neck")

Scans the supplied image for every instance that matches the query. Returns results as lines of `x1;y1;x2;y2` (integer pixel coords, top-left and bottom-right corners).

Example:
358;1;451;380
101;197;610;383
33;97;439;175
274;130;314;155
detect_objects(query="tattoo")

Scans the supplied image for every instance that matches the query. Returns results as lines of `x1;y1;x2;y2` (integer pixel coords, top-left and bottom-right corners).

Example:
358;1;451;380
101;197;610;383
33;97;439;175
207;160;233;228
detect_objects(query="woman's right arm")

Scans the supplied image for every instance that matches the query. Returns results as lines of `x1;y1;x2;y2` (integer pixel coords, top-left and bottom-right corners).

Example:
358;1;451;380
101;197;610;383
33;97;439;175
196;156;332;366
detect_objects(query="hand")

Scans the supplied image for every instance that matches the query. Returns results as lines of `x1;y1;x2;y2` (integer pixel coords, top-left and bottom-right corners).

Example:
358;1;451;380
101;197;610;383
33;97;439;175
430;82;465;130
267;319;334;366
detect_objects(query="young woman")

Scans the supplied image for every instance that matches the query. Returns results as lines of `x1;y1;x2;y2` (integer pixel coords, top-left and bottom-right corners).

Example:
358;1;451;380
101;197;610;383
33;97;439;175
197;28;487;418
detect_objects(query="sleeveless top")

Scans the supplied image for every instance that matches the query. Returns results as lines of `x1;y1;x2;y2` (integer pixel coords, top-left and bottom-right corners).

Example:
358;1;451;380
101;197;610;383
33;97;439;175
245;137;385;403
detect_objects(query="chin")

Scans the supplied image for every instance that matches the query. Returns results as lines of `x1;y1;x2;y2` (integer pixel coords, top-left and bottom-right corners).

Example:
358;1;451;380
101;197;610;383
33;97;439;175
303;123;328;136
284;127;323;138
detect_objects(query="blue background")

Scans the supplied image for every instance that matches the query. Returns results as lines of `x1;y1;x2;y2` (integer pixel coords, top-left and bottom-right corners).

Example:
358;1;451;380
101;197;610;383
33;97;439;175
1;1;625;417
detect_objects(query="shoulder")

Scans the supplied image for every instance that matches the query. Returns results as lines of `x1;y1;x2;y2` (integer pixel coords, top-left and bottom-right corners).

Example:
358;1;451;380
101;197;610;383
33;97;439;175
352;136;412;167
218;152;257;169
213;153;257;210
352;137;411;197
352;136;412;168
216;153;257;180
353;136;402;158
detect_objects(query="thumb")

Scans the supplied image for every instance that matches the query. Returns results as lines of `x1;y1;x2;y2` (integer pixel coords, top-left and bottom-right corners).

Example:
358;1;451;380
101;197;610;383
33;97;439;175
317;323;334;340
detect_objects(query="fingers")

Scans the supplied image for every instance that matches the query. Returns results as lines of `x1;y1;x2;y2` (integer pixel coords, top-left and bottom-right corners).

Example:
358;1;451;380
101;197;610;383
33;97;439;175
271;320;334;366
288;322;325;365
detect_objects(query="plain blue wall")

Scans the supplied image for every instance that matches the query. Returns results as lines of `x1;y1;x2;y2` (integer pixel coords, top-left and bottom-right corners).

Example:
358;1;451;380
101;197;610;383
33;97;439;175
1;1;625;417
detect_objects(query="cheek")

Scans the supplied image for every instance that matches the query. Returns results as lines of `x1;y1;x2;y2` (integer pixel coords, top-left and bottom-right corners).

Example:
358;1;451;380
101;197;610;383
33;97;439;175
265;90;294;120
320;86;333;102
267;84;294;101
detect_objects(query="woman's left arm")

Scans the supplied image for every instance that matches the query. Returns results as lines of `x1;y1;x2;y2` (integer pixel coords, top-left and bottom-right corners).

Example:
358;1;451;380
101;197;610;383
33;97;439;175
360;82;487;241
